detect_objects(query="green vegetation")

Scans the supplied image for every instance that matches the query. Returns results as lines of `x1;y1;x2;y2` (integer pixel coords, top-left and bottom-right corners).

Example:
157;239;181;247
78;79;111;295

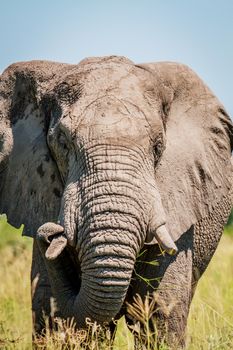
226;210;233;227
0;217;32;349
0;216;233;349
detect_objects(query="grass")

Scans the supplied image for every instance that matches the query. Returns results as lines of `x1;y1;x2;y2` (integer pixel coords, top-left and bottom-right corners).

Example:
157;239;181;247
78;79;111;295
0;217;32;349
0;216;233;349
187;231;233;350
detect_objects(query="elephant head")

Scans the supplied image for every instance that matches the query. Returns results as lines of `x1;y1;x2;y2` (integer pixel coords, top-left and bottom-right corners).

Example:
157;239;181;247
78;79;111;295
0;56;232;327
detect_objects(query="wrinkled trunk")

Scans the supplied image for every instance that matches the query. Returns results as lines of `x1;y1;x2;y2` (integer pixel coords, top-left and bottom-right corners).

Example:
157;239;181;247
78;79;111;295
37;143;174;327
39;233;137;326
38;208;141;326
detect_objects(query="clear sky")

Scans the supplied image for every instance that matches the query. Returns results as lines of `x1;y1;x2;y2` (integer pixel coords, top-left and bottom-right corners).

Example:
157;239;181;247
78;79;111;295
0;0;232;115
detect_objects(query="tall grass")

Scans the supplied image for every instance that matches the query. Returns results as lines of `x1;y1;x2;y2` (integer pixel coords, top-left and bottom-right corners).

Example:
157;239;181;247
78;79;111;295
0;216;233;349
187;232;233;350
0;217;32;349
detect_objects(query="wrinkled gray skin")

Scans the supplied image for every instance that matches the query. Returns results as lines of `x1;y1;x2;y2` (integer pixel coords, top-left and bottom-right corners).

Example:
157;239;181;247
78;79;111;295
0;56;232;349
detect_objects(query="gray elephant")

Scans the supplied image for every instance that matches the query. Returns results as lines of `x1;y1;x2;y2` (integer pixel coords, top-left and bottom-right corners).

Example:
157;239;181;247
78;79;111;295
0;56;232;348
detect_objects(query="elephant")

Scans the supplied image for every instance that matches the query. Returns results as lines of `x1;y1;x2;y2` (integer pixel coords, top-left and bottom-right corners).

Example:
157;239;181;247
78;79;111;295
0;55;232;349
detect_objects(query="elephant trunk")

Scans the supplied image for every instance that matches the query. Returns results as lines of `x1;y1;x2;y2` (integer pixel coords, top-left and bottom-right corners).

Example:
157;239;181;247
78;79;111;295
37;217;141;327
70;232;136;326
37;176;146;326
37;143;176;327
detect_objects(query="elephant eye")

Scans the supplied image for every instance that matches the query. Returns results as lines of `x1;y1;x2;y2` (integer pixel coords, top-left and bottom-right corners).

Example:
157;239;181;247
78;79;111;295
153;139;164;163
58;133;69;153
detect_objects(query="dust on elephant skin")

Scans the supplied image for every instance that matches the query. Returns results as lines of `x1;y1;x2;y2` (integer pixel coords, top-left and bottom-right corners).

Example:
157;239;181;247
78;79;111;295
0;55;232;348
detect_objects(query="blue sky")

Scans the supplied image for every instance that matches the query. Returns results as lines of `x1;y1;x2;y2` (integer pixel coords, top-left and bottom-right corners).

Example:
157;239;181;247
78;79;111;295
0;0;232;115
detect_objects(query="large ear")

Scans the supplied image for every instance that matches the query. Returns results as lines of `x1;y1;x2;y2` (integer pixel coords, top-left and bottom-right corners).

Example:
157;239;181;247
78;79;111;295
0;61;66;236
140;62;233;241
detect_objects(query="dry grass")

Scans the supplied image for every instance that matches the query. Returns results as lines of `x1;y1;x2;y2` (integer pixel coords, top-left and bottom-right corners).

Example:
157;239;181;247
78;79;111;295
0;217;233;349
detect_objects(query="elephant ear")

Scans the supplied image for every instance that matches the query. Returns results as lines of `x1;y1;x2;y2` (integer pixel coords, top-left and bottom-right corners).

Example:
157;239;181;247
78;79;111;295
0;61;65;237
141;62;233;241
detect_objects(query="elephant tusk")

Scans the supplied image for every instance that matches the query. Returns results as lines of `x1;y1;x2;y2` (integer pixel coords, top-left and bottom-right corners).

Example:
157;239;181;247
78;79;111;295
145;185;177;255
155;225;178;255
37;222;67;260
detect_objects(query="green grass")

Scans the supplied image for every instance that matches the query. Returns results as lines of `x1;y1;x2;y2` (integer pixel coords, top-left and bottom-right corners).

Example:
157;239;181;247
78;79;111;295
0;217;32;349
0;216;233;349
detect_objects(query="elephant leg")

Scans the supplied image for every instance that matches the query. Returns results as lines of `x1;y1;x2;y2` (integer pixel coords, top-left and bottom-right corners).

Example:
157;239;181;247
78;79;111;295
31;239;58;337
125;228;194;349
192;195;232;287
153;244;193;348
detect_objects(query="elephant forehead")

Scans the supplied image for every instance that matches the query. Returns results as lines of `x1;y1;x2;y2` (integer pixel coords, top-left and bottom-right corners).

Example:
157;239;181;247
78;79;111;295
56;62;163;143
75;63;148;103
82;66;131;92
72;96;152;143
52;61;156;117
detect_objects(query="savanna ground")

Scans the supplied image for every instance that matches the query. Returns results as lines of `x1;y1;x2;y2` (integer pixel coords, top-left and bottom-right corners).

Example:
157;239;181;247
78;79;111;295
0;216;233;350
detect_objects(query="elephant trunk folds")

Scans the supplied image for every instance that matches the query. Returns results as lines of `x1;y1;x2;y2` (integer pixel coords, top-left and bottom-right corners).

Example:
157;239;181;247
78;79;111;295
37;144;172;327
37;181;146;327
67;175;146;326
37;223;139;327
